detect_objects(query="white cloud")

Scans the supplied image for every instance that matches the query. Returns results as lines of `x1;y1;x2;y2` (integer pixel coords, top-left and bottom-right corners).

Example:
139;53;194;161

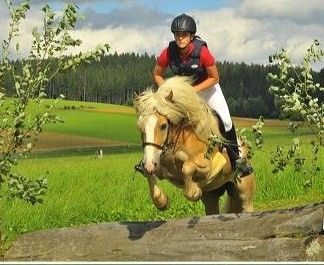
240;0;324;24
193;9;271;63
69;25;171;57
1;0;323;70
0;4;53;58
191;2;324;67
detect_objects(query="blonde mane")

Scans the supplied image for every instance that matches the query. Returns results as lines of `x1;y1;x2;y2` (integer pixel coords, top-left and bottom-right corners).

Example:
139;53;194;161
134;76;221;142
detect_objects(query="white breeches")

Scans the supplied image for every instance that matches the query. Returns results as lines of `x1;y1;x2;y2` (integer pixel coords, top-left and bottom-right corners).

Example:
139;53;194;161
197;83;233;132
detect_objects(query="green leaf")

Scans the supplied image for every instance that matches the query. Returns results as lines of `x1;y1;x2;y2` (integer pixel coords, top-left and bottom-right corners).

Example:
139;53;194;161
15;82;21;89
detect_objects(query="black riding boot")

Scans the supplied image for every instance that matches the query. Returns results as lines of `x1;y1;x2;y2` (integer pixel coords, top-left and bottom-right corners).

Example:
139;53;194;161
225;124;253;177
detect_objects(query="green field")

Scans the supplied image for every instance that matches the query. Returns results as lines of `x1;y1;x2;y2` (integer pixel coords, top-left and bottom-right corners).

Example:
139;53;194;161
1;99;323;245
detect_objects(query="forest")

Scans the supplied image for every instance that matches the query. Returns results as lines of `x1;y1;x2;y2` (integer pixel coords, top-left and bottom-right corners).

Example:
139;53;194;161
5;52;324;118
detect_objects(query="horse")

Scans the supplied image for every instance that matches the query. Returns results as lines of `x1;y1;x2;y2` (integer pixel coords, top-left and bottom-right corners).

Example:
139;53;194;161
133;76;255;215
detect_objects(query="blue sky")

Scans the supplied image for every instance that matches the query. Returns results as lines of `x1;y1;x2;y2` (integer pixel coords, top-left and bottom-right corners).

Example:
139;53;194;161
1;0;323;69
131;0;227;13
49;0;234;14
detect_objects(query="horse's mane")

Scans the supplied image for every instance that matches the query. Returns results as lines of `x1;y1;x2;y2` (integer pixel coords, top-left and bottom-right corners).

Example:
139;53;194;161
134;76;222;142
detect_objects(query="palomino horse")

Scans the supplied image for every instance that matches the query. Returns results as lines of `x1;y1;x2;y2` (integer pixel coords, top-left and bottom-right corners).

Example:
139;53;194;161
133;76;255;215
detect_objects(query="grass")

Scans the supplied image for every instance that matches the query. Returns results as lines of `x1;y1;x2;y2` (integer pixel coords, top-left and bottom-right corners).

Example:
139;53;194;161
253;149;324;207
1;152;205;242
3;98;139;143
1;131;323;244
45;101;139;143
44;110;139;143
0;99;323;247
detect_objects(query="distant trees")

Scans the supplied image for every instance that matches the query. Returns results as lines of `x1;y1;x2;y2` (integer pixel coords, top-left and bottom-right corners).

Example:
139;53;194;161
2;21;323;120
35;55;319;119
3;50;323;119
42;52;156;104
219;61;279;118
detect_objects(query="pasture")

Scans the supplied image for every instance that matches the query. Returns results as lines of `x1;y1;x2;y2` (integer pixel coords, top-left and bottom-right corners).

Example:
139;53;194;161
1;99;323;243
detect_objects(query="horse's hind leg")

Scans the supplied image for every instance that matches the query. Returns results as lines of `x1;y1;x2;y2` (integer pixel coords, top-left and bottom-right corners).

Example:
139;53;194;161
225;174;255;213
237;173;255;212
201;186;226;215
224;182;243;213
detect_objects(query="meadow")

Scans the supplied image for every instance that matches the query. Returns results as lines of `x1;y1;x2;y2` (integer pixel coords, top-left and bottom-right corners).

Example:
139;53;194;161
1;99;323;243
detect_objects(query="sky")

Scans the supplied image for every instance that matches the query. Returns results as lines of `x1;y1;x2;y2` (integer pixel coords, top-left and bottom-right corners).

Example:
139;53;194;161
1;0;324;69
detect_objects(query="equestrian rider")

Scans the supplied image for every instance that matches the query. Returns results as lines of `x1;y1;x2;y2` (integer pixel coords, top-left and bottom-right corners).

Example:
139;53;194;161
152;13;253;176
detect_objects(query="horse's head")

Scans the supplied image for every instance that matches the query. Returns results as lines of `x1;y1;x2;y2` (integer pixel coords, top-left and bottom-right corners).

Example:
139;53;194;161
133;76;214;175
137;111;170;175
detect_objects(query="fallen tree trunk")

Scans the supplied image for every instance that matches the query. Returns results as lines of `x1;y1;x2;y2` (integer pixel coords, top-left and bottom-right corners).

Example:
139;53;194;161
4;202;324;262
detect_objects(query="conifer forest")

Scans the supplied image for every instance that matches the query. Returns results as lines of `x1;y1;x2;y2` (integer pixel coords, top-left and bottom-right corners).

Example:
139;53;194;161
5;52;324;119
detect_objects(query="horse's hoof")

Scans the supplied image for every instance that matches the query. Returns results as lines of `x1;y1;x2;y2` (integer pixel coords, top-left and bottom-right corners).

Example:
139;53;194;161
155;200;169;211
184;187;202;202
153;193;169;211
185;194;201;202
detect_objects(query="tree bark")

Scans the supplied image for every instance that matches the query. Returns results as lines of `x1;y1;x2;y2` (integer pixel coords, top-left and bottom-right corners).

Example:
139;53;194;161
4;202;324;262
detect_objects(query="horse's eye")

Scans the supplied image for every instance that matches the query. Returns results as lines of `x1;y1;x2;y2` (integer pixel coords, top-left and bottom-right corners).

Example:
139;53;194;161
160;123;168;130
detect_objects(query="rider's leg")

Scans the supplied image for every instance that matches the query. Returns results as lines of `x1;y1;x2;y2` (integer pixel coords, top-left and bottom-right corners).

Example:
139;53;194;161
224;123;253;176
198;84;253;176
198;83;233;132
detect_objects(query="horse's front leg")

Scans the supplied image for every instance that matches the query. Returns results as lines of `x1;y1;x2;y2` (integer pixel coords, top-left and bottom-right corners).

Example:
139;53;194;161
147;175;169;210
182;161;201;201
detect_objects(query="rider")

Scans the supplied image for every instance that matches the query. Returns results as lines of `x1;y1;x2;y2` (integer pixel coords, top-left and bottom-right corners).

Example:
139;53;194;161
152;13;253;176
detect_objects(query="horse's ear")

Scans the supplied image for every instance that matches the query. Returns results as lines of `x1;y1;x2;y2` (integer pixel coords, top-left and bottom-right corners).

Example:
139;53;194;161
165;90;174;103
132;92;139;113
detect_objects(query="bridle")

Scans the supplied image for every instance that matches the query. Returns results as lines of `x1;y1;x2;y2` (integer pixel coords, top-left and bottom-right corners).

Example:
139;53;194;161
141;119;172;152
135;117;189;176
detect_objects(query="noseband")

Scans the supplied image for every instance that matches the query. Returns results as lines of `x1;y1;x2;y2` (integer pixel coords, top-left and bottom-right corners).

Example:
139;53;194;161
142;141;165;150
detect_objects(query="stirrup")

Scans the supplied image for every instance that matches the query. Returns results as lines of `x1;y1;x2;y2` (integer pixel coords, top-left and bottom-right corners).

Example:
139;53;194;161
235;157;253;177
134;161;147;176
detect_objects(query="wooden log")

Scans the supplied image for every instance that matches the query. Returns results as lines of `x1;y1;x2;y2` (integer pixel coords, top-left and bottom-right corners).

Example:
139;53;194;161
4;202;324;262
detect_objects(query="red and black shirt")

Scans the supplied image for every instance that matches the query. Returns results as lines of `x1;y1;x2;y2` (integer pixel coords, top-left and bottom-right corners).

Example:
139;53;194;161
157;38;215;84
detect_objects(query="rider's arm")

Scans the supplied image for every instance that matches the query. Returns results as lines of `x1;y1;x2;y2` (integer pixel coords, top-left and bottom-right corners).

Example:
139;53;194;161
153;64;166;86
153;48;169;87
193;64;219;92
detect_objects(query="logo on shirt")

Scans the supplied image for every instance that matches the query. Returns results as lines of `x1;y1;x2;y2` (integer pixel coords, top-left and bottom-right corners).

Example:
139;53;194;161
191;64;198;68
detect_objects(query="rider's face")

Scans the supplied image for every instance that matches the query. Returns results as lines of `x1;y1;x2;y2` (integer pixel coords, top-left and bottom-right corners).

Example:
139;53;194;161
174;31;193;49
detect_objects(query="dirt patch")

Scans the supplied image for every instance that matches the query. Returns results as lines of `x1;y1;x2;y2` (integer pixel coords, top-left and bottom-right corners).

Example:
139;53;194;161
83;107;135;114
233;117;289;128
82;109;289;128
33;132;126;151
65;106;288;128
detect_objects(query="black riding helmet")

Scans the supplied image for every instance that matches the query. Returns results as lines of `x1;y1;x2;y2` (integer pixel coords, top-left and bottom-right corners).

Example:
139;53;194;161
171;14;196;34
